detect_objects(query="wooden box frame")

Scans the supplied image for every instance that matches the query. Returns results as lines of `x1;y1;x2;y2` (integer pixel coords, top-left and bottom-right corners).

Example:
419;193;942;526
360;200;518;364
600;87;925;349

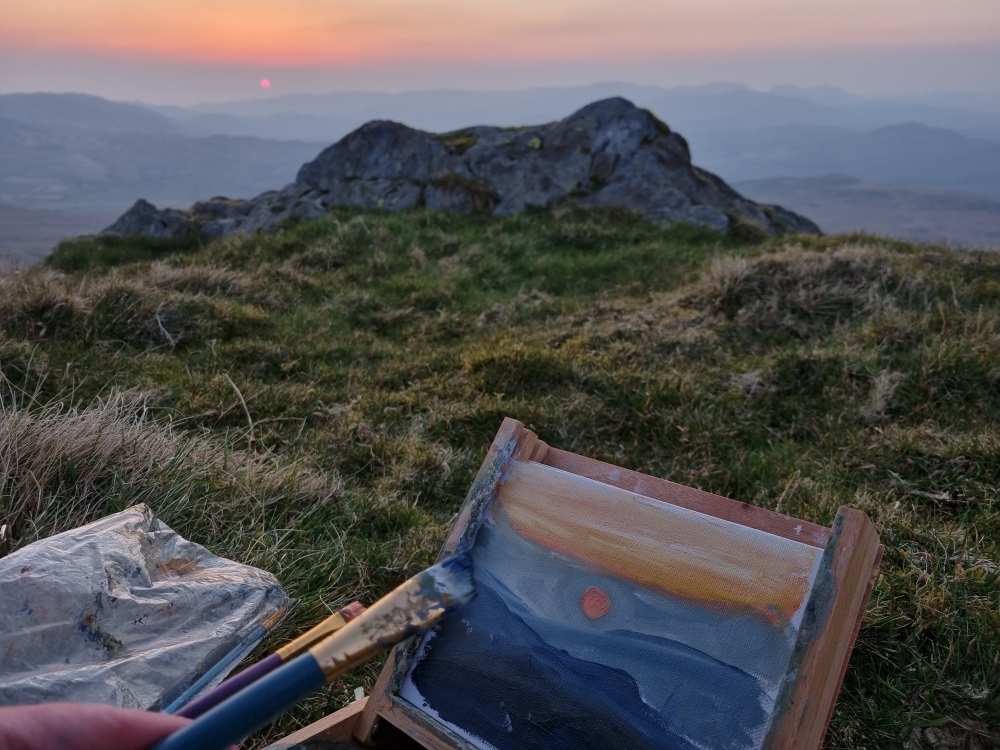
268;418;882;750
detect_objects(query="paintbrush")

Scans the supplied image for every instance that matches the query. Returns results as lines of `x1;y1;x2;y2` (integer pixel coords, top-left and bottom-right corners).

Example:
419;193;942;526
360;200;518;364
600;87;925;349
151;552;476;750
172;601;367;719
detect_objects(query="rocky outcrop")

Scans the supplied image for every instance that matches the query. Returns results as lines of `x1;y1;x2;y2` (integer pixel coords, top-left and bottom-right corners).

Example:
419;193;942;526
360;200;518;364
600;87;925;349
191;188;327;242
102;98;820;240
293;97;818;235
101;199;193;239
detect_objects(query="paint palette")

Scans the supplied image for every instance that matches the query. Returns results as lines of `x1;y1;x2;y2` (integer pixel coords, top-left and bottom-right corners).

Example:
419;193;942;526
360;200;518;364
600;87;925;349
271;419;881;750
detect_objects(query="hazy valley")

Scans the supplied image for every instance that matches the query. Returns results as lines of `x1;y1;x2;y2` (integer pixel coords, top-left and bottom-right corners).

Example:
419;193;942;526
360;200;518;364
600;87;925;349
736;175;1000;248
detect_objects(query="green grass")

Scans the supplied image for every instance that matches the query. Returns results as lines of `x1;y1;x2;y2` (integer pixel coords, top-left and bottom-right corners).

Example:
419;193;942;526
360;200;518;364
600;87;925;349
2;206;998;749
45;231;201;272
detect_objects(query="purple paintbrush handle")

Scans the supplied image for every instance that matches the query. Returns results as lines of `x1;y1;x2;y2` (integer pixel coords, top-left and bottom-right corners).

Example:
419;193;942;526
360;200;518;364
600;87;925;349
175;653;283;719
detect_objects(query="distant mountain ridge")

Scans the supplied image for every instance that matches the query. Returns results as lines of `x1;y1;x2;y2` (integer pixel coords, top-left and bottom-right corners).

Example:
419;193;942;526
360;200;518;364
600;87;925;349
142;81;1000;142
4;85;1000;212
1;92;180;135
143;83;1000;197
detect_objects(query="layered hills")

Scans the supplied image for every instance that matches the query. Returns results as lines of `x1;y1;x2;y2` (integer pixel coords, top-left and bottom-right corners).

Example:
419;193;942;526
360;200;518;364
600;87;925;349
0;93;321;215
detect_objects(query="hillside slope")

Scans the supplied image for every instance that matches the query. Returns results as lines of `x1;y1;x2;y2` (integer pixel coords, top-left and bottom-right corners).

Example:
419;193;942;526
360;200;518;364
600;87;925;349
0;93;324;214
1;209;998;748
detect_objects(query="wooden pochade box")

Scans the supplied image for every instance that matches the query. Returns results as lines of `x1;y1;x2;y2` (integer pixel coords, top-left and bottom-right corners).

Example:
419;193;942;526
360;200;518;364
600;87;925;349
268;418;883;750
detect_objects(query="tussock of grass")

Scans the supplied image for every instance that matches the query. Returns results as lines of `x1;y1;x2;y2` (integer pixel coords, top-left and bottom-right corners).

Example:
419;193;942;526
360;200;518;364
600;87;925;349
0;391;342;546
46;233;201;273
2;208;998;748
0;265;273;347
699;244;902;328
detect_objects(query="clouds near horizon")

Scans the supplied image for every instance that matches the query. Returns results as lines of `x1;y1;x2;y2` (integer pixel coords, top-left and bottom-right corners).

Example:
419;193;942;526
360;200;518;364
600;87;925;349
2;0;998;103
6;0;1000;66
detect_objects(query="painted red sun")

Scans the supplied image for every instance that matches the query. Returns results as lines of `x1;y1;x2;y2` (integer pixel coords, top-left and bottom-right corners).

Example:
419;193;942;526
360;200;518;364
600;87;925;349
260;78;271;88
580;586;611;619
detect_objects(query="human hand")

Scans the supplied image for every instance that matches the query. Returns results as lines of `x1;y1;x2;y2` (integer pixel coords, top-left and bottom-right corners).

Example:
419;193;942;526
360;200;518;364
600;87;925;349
0;703;193;750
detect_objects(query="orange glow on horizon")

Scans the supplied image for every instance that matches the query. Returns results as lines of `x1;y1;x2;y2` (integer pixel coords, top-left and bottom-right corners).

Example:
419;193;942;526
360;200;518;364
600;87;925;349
4;0;1000;67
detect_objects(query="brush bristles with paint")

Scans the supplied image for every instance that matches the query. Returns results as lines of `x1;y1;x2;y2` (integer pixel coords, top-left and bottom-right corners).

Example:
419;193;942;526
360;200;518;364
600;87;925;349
151;553;476;750
173;601;367;719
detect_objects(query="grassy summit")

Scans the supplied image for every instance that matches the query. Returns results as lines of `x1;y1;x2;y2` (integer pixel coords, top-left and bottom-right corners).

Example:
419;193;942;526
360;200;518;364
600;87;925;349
2;207;998;748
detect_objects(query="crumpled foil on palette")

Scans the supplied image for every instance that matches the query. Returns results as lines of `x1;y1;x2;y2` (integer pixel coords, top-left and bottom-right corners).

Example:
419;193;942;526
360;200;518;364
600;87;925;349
0;504;291;709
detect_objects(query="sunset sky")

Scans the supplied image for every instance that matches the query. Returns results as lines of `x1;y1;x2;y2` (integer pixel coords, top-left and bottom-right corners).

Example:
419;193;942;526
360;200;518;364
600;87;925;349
2;0;999;103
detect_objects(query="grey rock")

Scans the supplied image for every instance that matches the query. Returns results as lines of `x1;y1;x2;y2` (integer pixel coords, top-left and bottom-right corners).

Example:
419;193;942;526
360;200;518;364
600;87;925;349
294;97;820;235
319;179;422;212
101;199;192;239
239;206;284;235
291;199;327;221
199;218;241;242
425;184;474;214
189;197;254;221
298;121;458;187
758;203;823;235
189;186;329;240
423;175;499;214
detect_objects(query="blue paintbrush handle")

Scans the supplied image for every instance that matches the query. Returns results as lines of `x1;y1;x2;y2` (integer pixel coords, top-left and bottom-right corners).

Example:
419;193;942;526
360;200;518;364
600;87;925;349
175;653;283;719
163;625;269;715
151;653;326;750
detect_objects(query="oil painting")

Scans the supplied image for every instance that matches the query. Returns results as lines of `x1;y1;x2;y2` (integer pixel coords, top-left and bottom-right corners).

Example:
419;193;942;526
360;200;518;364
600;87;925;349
399;459;824;750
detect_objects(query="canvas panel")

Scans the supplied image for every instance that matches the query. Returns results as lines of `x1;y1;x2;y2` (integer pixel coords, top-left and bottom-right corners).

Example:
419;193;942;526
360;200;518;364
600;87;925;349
399;460;823;750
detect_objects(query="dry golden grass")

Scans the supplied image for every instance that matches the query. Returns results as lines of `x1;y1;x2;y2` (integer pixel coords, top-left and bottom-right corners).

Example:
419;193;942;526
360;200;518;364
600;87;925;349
0;389;343;549
0;265;273;347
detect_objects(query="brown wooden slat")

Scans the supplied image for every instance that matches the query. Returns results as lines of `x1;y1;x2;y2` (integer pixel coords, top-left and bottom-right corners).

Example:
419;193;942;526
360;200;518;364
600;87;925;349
353;649;400;744
373;695;479;750
763;507;881;750
540;446;831;548
265;698;367;748
814;543;884;749
440;418;529;556
528;439;549;462
510;428;538;462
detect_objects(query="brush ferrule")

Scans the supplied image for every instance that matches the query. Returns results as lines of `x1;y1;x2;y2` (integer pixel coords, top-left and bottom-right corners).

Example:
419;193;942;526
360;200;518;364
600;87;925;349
307;555;474;681
308;571;447;680
275;611;347;661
